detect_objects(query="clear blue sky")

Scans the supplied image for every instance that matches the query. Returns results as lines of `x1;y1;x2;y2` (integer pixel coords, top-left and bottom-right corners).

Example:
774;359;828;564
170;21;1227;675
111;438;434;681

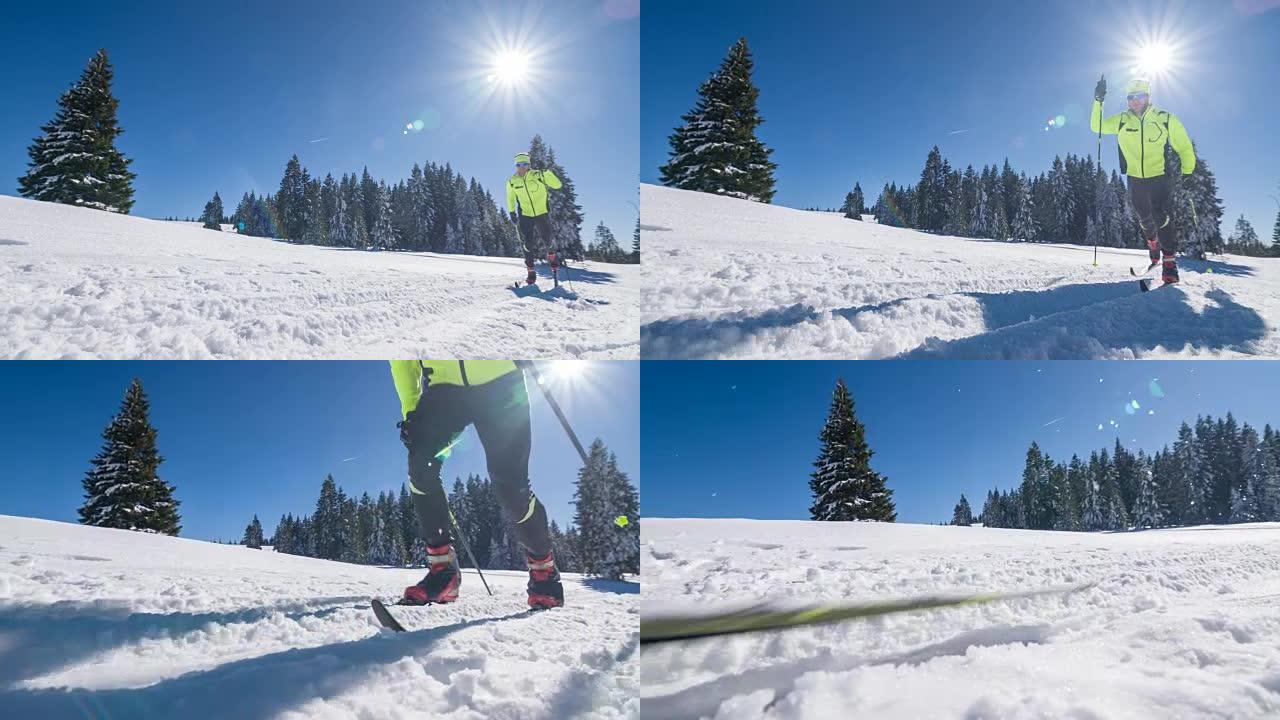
642;360;1280;525
642;0;1280;238
0;361;638;542
0;0;639;238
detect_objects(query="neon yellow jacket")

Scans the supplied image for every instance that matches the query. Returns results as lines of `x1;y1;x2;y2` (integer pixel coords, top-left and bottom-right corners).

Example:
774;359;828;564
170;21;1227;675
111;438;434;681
389;360;520;418
506;169;562;217
1090;100;1196;179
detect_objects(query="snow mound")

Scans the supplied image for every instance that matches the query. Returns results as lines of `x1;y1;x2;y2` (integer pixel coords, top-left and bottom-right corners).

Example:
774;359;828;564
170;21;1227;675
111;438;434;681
0;195;639;359
640;184;1280;359
642;518;1280;719
0;514;638;718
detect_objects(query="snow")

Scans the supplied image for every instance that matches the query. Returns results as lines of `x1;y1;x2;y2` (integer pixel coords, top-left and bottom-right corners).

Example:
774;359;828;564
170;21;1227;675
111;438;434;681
642;517;1280;719
0;514;638;718
0;195;639;359
640;184;1280;359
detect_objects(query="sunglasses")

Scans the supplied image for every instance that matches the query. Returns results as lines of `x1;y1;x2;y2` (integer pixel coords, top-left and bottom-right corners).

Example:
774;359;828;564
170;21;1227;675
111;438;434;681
1126;93;1149;102
515;162;530;168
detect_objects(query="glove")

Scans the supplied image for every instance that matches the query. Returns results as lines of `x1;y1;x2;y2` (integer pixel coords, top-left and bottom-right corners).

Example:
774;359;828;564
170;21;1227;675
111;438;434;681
509;211;519;225
397;413;415;448
1094;75;1106;102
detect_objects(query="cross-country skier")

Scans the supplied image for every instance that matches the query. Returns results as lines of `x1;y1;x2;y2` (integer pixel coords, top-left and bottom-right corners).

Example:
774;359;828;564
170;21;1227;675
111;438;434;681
506;151;564;286
1090;76;1196;284
390;360;564;609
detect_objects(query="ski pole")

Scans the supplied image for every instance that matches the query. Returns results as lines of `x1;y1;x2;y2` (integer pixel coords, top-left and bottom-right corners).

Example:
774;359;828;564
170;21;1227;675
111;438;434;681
516;360;590;466
448;507;493;596
1094;75;1103;267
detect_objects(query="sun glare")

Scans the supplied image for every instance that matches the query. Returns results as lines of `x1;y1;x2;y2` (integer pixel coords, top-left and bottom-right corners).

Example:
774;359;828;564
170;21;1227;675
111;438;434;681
1134;42;1173;77
490;49;529;87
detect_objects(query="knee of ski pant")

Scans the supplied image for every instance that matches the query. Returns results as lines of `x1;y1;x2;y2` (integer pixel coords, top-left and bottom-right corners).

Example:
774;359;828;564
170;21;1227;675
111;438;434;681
406;445;446;495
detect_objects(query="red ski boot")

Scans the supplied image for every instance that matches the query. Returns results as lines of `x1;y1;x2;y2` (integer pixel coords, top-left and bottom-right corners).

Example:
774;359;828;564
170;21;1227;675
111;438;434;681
1162;253;1179;285
526;551;564;609
403;544;460;605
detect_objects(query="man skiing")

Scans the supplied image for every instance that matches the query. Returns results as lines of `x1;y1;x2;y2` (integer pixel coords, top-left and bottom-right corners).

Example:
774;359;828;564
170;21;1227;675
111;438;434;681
390;360;564;609
506;151;563;286
1090;76;1196;285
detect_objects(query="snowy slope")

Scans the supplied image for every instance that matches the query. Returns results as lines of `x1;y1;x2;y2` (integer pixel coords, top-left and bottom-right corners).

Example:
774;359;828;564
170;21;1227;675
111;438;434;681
641;518;1280;719
0;195;639;359
0;515;638;719
640;184;1280;359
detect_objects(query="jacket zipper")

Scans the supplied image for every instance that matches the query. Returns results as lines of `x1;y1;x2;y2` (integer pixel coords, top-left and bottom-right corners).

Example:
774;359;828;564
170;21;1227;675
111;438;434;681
522;173;538;216
1139;108;1146;178
458;360;470;386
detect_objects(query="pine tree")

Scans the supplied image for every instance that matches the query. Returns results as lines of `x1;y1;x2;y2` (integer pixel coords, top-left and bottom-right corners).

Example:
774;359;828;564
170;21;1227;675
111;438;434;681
1168;145;1224;259
951;494;974;526
79;378;181;534
808;379;896;521
1175;421;1206;524
1132;457;1161;529
659;37;777;202
370;182;397;250
571;440;639;578
1226;215;1262;255
632;216;641;262
201;192;224;230
313;474;343;560
1010;174;1037;241
589;222;624;262
18;49;136;213
1272;205;1280;256
841;182;865;220
1082;452;1105;531
277;155;307;240
242;514;264;548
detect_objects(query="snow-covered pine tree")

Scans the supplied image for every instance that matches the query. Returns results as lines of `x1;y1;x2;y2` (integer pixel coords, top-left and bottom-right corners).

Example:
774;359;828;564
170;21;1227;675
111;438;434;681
370;182;396;250
360;167;379;239
943;163;966;237
1168;145;1224;259
79;378;181;534
659;37;777;202
808;379;896;521
590;222;624;262
277;155;307;241
201;192;224;230
1010;174;1037;242
328;186;354;247
571;439;639;578
1048;156;1075;245
1272;206;1280;255
1226;215;1262;255
1241;425;1278;521
1132;456;1161;529
18;49;136;213
951;494;974;526
1082;452;1105;531
969;183;993;239
312;474;343;560
302;176;324;244
398;485;420;564
1052;457;1079;531
242;515;264;548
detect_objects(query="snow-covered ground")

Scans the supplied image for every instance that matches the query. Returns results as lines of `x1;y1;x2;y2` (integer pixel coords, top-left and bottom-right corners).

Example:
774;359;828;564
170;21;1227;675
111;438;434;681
0;515;638;719
0;195;639;359
642;518;1280;719
640;184;1280;359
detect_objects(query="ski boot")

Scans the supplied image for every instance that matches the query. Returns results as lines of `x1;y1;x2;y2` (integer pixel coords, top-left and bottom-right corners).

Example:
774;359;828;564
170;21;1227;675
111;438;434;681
1146;238;1160;267
403;544;460;605
526;551;564;609
525;263;537;286
1161;253;1179;285
547;252;560;288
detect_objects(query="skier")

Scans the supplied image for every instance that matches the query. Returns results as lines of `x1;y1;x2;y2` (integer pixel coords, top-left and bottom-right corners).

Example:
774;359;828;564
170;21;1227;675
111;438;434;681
506;151;564;286
390;360;564;609
1090;76;1196;285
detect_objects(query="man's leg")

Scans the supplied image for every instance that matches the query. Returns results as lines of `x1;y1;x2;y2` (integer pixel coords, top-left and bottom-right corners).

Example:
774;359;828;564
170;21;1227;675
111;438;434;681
471;373;551;556
1149;176;1178;282
1128;176;1161;264
518;215;538;284
534;215;559;276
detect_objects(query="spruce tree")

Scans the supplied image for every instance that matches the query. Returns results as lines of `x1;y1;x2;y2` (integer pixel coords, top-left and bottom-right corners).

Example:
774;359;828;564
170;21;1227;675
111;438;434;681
659;37;777;203
1272;206;1280;255
201;192;224;230
1132;457;1161;529
571;439;639;578
952;495;973;526
242;514;264;548
809;379;896;521
19;49;136;213
370;182;397;250
590;222;623;262
79;378;181;534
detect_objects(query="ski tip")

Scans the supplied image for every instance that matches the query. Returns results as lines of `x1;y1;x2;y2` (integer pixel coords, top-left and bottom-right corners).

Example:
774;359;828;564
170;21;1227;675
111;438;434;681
1139;279;1151;292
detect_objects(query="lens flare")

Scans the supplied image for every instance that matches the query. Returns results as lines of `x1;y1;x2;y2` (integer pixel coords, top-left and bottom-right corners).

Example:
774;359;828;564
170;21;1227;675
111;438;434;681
490;49;529;87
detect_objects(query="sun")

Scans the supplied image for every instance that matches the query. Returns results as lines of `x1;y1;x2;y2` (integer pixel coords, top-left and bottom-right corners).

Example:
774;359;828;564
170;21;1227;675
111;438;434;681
490;48;529;87
1134;42;1173;77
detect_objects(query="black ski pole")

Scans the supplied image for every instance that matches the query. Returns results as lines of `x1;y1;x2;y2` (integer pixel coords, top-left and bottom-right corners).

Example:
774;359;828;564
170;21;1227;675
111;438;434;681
448;507;492;596
516;360;590;466
1095;74;1104;267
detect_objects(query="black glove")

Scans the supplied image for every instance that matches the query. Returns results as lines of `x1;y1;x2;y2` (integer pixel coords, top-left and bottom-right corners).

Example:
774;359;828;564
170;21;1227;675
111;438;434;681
1094;75;1106;102
397;413;415;448
509;211;519;225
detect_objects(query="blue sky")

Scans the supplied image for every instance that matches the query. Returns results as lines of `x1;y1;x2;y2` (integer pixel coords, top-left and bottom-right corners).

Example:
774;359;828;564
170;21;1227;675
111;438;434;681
0;361;638;542
0;0;639;239
642;361;1280;524
642;0;1280;238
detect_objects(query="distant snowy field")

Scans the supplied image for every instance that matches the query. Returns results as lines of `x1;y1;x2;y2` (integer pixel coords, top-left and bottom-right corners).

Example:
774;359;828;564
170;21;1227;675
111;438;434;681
0;195;639;359
0;515;638;719
642;518;1280;719
640;184;1280;359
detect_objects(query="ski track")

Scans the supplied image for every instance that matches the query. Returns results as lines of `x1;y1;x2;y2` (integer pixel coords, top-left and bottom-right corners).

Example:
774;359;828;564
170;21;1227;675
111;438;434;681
639;184;1280;359
0;515;639;719
0;196;639;359
641;518;1280;719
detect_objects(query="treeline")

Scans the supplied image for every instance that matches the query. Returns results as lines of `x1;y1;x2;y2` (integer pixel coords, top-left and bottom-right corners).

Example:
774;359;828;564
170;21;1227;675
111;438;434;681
853;145;1229;260
585;219;641;264
951;413;1280;531
202;135;595;261
243;439;640;578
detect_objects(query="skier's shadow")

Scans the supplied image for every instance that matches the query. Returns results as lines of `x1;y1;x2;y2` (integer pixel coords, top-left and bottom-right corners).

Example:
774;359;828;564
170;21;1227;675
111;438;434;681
582;578;640;594
0;605;532;719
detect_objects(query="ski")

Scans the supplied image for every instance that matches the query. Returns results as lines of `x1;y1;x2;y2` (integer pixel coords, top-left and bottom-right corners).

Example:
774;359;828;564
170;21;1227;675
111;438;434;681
640;582;1095;645
371;597;408;632
1130;262;1158;277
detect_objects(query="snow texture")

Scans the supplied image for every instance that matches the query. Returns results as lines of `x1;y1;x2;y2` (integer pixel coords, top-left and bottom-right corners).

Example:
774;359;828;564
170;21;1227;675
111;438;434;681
0;195;638;359
642;517;1280;719
640;184;1280;359
0;514;638;719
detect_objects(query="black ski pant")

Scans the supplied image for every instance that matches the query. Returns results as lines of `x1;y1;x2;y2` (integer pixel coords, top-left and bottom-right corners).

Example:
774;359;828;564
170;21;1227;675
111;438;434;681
518;213;559;269
1127;175;1178;261
404;370;551;557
